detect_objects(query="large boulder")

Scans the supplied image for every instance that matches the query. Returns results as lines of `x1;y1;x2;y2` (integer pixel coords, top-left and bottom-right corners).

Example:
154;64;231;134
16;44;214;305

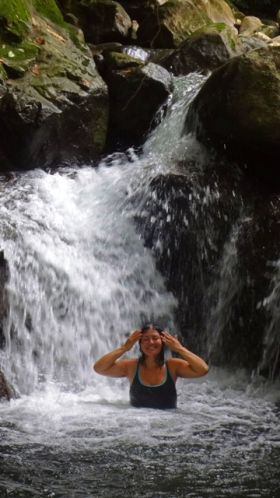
161;23;242;75
185;45;280;187
97;51;173;147
136;164;280;376
122;0;236;48
136;164;243;355
0;0;109;171
239;15;263;35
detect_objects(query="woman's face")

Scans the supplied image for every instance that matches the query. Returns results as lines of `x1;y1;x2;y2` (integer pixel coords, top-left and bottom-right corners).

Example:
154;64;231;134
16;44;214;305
140;327;163;356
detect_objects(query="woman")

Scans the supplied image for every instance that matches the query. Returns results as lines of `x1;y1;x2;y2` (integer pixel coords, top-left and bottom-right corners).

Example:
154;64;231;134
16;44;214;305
93;324;209;409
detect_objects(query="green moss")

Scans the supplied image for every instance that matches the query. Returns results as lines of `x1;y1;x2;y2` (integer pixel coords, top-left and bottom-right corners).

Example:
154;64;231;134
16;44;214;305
104;51;144;70
32;0;65;26
0;40;39;77
0;0;31;41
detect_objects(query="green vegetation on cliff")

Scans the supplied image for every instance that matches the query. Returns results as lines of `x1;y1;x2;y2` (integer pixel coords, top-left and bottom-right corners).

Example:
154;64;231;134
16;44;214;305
0;0;31;41
32;0;65;25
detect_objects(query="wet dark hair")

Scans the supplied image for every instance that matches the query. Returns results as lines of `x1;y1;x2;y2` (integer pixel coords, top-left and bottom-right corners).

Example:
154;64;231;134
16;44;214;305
141;324;163;333
139;324;165;366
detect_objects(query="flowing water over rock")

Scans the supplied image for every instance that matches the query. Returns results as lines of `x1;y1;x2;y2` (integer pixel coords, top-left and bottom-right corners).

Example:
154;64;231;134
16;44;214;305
0;74;279;497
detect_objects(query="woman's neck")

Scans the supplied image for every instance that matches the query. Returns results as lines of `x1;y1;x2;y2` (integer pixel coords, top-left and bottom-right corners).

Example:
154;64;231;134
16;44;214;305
143;356;161;369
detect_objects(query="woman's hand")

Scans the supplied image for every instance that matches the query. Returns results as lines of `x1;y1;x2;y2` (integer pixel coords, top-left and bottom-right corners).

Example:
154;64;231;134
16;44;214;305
161;331;183;353
123;329;142;351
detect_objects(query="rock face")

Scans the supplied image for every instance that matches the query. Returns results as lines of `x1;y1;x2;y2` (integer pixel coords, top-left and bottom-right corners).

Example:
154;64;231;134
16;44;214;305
137;164;280;376
97;51;173;147
124;0;236;48
0;0;109;170
137;165;243;354
185;45;280;186
162;23;241;75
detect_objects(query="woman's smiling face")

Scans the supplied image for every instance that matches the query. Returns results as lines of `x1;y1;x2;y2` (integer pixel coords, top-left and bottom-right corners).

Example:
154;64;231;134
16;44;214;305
140;327;163;356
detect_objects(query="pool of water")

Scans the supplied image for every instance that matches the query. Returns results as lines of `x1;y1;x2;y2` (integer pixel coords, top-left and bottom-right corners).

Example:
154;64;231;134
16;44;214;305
1;370;279;498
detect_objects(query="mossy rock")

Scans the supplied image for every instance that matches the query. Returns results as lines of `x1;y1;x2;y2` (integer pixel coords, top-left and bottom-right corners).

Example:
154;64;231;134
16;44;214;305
103;50;144;70
135;0;236;48
0;1;109;170
161;23;241;75
32;0;65;25
0;40;39;78
185;45;280;187
0;0;31;42
0;64;7;82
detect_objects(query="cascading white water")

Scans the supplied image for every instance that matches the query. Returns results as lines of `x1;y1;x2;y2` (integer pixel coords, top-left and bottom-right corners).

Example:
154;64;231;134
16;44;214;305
0;74;207;395
0;74;279;498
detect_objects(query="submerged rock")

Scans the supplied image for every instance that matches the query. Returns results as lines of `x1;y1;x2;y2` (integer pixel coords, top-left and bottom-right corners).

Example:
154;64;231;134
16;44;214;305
0;0;109;171
185;45;280;188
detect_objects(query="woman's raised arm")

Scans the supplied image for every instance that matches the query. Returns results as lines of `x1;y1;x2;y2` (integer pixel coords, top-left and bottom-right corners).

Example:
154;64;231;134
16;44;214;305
162;332;209;379
93;329;142;377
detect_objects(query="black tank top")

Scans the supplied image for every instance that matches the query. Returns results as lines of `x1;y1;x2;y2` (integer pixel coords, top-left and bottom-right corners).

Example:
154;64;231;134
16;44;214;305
129;361;177;409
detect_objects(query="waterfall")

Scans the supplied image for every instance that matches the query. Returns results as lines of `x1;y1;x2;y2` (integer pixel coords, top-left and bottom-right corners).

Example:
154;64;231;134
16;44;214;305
258;260;280;378
0;74;206;395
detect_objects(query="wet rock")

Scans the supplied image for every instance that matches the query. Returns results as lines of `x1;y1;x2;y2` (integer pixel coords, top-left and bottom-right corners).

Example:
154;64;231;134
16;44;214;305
0;370;15;401
206;194;280;377
136;163;280;376
0;1;109;171
99;51;173;148
136;164;243;355
185;45;280;188
161;23;241;76
239;15;263;36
